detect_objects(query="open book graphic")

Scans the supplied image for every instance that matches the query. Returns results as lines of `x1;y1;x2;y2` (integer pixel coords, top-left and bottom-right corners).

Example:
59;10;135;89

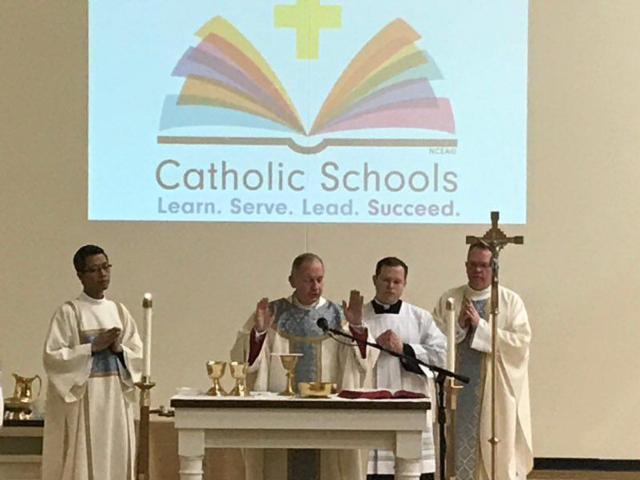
159;17;456;153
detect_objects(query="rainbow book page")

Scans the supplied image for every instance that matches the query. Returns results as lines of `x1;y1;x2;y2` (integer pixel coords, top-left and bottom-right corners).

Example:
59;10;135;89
159;17;455;153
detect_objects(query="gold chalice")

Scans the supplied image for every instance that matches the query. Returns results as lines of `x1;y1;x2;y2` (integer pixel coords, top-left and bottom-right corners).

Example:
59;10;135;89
228;361;248;397
205;361;227;397
274;353;303;396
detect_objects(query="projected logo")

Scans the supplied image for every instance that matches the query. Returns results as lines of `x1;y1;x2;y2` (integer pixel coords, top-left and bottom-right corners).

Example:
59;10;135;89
158;8;456;154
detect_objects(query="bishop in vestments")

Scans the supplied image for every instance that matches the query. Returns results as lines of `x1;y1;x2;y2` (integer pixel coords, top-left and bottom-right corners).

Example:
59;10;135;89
231;252;379;480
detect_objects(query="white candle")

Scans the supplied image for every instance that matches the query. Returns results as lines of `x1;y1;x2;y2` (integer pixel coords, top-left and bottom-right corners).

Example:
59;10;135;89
446;297;456;371
142;293;153;378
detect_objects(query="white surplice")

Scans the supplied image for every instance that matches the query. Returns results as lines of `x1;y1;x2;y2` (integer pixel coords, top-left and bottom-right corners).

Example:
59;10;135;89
363;300;447;475
433;285;533;480
42;292;143;480
230;295;380;480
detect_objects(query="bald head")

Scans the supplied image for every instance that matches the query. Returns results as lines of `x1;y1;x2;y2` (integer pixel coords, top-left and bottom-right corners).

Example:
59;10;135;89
290;253;324;275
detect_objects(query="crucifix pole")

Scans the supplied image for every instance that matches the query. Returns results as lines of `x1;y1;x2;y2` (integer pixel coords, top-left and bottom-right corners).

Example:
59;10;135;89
465;211;523;480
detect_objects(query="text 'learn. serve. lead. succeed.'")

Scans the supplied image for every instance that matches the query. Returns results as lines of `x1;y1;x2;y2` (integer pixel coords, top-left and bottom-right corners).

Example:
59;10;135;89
157;196;457;219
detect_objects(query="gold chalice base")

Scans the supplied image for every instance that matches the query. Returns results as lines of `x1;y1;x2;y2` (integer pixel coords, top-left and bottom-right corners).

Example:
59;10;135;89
206;384;226;396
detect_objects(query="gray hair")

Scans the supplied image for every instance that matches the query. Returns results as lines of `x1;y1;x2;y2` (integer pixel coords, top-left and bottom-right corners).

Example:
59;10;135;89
291;253;324;275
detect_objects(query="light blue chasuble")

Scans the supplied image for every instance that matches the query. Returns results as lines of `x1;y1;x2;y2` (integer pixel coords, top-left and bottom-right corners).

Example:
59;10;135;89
269;297;342;480
270;297;342;384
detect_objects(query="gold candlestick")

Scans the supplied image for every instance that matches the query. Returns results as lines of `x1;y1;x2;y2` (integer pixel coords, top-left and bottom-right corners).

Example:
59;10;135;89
445;377;464;479
135;375;156;480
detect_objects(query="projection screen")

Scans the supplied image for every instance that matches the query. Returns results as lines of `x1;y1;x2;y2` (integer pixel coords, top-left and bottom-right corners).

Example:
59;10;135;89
89;0;529;223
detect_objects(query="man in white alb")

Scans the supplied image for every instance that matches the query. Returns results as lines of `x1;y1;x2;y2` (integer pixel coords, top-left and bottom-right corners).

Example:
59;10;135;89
363;256;447;480
42;245;143;480
432;243;533;480
231;252;379;480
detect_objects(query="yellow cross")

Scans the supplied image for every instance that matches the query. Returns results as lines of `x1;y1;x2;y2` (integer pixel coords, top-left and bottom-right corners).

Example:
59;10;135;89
275;0;342;60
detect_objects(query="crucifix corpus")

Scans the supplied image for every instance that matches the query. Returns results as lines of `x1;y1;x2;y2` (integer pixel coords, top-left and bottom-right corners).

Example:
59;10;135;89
465;211;523;480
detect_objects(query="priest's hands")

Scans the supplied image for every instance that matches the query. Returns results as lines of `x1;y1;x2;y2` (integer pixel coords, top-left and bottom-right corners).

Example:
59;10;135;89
254;297;275;333
459;299;481;329
91;327;122;353
110;329;124;353
342;290;364;327
376;330;403;354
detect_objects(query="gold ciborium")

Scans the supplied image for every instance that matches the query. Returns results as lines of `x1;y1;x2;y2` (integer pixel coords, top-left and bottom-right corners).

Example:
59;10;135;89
274;353;303;396
228;362;248;397
205;361;227;397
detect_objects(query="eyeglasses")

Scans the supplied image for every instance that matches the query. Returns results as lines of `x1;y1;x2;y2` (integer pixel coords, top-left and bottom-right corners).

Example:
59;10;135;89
466;262;491;270
83;264;112;274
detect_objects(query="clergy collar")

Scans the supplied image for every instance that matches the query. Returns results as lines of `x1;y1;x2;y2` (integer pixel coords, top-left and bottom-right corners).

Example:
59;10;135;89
371;298;402;314
290;294;326;310
464;284;491;301
79;291;107;304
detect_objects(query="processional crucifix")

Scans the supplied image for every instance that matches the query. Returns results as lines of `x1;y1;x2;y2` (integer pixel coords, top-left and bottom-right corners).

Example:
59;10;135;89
465;211;523;480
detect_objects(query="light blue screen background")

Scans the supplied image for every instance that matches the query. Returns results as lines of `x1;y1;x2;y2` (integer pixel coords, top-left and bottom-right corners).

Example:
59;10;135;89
89;0;528;223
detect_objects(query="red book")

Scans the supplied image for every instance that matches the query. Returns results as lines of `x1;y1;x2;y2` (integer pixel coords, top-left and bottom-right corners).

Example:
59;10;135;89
337;389;426;400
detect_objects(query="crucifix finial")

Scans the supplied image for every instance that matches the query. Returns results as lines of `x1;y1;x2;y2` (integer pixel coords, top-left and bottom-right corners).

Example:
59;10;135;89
466;211;523;253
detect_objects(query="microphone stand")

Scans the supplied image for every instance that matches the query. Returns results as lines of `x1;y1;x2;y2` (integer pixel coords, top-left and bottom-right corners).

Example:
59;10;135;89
321;324;468;480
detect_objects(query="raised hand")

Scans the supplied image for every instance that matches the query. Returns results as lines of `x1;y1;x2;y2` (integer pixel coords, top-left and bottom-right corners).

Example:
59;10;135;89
254;297;274;333
342;289;364;327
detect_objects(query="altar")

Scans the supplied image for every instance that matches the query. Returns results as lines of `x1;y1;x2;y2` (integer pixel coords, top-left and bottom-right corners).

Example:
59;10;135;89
171;394;431;480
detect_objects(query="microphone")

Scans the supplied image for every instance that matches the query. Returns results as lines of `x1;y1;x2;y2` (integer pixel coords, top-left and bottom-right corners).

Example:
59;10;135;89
316;317;329;332
318;316;469;385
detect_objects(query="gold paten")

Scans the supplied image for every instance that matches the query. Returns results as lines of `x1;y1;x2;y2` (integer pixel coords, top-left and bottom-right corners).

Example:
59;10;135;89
298;382;335;398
